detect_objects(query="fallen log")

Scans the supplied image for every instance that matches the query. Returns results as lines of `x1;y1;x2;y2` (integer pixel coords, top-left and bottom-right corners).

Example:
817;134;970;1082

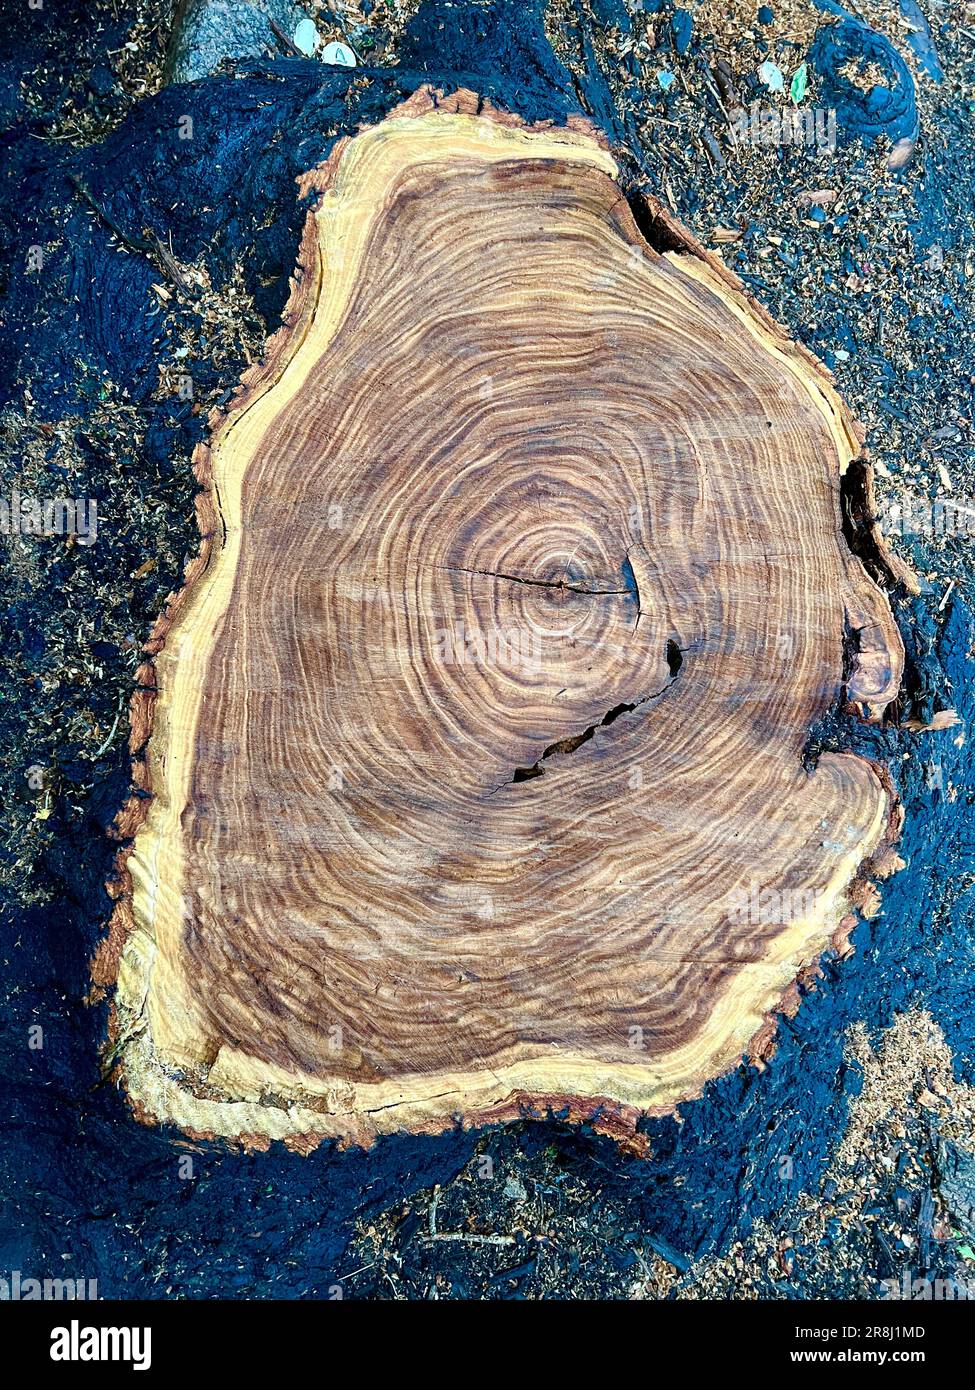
108;88;907;1149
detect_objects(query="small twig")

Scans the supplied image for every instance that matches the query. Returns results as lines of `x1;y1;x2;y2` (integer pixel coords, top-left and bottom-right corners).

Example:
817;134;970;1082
94;699;124;758
424;1232;516;1246
141;226;194;297
69;174;194;297
69;173;151;253
269;19;302;56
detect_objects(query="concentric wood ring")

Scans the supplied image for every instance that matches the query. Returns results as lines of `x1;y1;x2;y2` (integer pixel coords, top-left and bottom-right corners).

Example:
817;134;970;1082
107;89;906;1149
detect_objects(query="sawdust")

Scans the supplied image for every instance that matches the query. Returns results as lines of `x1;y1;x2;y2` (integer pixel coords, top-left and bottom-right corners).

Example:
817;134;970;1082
23;0;176;148
695;0;822;53
677;1010;975;1299
152;261;267;399
838;1011;975;1163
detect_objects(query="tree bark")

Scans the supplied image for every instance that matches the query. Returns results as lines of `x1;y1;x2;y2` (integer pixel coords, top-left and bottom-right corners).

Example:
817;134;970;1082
110;87;909;1150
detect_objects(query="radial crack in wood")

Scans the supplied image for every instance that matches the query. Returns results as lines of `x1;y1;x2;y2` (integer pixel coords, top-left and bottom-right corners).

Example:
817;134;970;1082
106;88;908;1150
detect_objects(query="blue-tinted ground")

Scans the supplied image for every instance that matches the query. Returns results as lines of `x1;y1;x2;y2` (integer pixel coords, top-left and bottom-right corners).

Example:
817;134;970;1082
0;0;973;1297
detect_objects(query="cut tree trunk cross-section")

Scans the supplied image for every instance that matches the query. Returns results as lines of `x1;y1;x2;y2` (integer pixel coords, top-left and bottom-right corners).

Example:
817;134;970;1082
107;88;907;1150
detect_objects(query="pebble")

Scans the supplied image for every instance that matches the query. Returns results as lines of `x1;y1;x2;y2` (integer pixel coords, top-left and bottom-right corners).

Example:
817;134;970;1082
322;40;356;68
292;18;319;56
888;136;917;172
758;59;784;93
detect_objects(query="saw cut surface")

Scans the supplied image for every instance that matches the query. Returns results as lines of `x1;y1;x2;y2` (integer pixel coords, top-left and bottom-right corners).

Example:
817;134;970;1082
111;90;904;1148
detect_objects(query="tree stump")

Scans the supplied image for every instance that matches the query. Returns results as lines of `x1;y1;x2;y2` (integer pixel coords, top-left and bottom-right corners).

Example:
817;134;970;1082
110;89;907;1149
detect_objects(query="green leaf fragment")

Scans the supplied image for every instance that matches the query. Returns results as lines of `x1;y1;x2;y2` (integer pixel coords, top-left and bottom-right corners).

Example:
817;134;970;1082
790;62;809;104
